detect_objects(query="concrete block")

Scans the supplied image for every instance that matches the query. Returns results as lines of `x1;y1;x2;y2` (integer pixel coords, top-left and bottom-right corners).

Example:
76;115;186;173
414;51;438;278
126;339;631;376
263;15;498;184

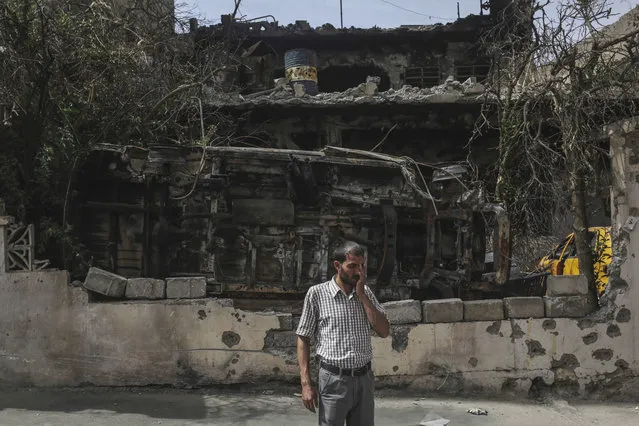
364;81;378;96
382;299;422;324
293;83;305;97
546;275;588;296
544;295;596;318
166;277;206;299
464;300;504;321
422;298;463;323
83;267;127;298
462;82;485;95
503;297;544;319
125;278;166;300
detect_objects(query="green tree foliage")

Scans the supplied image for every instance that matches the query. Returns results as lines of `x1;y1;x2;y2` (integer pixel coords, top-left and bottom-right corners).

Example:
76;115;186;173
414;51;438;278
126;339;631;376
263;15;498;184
0;0;229;267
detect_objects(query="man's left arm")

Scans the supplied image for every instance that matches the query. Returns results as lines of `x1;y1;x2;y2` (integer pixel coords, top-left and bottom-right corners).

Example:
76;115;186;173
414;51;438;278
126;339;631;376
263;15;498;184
358;286;390;338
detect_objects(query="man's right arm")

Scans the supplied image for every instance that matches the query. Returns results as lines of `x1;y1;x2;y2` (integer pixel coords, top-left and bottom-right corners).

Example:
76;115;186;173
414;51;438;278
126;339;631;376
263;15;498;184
297;335;318;412
297;335;313;387
296;288;318;413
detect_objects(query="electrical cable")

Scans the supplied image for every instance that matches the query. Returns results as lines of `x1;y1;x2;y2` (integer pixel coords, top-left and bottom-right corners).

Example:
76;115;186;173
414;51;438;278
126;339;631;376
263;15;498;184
379;0;454;21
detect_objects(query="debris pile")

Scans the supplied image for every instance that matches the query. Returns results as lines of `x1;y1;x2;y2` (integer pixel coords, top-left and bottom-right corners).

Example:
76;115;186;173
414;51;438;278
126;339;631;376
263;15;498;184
209;75;487;108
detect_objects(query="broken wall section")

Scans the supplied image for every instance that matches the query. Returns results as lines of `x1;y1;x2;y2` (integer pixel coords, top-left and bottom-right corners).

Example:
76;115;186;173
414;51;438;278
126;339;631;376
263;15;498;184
608;117;639;364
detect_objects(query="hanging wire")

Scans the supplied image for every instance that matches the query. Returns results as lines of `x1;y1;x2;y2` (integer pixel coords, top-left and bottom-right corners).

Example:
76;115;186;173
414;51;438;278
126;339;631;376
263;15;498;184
379;0;455;21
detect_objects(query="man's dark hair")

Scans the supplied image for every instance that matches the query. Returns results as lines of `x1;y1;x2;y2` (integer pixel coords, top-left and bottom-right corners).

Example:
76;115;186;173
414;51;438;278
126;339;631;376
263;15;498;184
333;241;366;262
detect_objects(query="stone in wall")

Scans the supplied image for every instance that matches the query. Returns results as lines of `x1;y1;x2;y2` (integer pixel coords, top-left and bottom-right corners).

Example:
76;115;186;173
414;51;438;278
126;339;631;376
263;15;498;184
166;277;206;299
464;300;504;321
125;278;166;300
382;300;422;324
83;267;127;298
546;275;589;296
544;296;596;318
422;298;463;323
504;297;545;319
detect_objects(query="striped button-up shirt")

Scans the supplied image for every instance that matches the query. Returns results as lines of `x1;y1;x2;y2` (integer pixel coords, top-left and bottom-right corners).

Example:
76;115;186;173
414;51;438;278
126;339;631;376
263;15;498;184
296;277;387;369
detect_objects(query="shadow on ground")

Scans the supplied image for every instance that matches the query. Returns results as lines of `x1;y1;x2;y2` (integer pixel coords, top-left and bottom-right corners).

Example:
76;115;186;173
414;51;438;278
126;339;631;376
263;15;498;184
0;387;309;424
0;388;208;420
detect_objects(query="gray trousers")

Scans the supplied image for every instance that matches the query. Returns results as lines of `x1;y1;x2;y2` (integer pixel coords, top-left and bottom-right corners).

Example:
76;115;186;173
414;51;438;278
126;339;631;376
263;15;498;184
318;367;375;426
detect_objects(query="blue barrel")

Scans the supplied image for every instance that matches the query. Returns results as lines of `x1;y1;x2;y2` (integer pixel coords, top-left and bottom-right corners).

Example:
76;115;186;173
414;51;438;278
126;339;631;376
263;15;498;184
284;49;319;95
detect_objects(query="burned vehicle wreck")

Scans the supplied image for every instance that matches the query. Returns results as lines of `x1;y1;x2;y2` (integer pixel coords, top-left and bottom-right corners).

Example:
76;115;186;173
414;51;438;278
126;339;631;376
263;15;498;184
72;144;511;301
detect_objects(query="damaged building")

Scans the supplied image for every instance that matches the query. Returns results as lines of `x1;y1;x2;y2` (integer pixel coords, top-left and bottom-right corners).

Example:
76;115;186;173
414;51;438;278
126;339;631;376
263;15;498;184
199;1;516;93
67;2;531;302
187;1;520;159
1;2;638;401
73;142;511;302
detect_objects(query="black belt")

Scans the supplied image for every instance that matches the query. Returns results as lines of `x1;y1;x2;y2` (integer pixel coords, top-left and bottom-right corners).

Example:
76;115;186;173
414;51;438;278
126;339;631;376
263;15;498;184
320;361;371;377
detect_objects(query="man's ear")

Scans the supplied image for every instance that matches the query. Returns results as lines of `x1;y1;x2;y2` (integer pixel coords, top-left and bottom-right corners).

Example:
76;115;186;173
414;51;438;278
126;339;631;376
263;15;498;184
333;260;341;271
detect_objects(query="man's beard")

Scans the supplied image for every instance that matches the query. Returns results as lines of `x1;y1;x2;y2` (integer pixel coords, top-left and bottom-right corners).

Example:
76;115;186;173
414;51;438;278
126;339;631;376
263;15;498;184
339;267;359;287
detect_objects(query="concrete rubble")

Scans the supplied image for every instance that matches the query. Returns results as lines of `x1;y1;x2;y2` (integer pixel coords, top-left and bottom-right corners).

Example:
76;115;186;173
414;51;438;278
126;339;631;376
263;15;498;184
210;76;487;108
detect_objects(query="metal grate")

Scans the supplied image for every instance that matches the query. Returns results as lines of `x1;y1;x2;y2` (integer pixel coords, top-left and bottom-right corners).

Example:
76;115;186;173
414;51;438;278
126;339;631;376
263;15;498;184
454;64;490;83
404;66;442;88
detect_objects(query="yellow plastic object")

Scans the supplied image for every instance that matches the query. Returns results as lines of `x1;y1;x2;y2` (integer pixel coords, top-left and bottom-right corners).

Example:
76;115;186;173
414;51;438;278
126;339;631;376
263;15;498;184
538;227;611;296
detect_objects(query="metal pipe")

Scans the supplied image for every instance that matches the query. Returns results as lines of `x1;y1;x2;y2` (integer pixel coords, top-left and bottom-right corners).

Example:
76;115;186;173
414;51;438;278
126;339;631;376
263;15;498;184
243;15;277;23
340;0;344;28
481;204;511;285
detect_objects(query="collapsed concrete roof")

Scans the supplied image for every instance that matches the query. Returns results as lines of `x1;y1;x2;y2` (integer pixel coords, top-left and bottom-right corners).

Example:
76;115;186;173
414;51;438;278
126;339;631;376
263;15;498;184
208;77;489;109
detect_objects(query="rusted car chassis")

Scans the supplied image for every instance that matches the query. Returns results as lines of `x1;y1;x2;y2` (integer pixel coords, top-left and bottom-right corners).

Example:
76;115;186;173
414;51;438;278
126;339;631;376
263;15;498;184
74;144;511;301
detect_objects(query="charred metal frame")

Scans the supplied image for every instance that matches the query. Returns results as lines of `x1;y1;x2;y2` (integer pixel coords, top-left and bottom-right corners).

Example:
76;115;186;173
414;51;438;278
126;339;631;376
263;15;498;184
73;144;511;300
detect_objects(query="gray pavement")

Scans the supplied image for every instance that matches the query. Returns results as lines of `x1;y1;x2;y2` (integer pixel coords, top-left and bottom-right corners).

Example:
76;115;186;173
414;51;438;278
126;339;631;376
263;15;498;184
0;387;637;425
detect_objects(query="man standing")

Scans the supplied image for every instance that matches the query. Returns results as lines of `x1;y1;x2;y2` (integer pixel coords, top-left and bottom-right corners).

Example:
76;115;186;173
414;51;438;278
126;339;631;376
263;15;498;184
296;242;390;425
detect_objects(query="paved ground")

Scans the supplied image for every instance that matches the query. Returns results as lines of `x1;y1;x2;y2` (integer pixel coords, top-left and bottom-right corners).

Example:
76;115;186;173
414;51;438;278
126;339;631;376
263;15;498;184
0;387;637;425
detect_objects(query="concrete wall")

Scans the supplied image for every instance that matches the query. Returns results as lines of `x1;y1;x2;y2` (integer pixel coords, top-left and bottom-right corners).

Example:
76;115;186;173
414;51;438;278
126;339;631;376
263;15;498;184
0;268;637;398
0;271;298;387
0;118;638;397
